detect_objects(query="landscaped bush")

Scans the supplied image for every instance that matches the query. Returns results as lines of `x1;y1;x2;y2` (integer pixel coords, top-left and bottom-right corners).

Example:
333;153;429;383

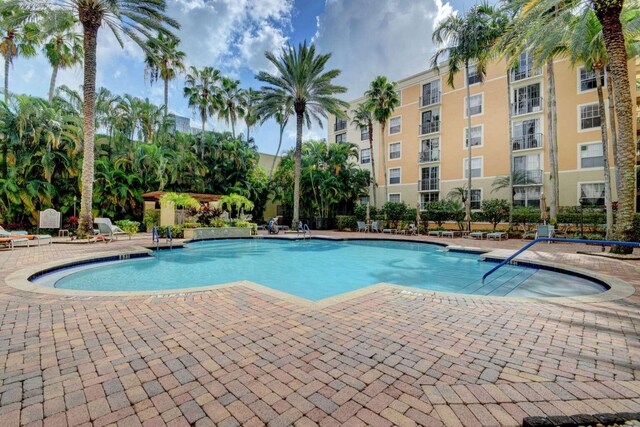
481;199;510;231
403;208;418;222
512;206;541;228
336;215;357;231
423;200;451;226
115;220;140;236
191;204;222;224
157;224;183;239
210;218;226;227
182;222;201;228
354;204;378;221
143;210;159;231
557;210;606;232
381;202;407;224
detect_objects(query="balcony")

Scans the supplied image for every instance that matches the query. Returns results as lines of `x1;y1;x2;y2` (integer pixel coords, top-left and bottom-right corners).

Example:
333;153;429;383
334;120;347;132
419;121;440;135
511;67;542;82
419;150;440;163
514;169;543;185
420;91;441;107
511;97;543;116
418;178;439;192
512;133;543;151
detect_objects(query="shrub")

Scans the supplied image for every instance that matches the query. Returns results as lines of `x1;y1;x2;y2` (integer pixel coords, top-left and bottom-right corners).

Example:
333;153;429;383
115;220;140;236
381;202;407;224
403;208;418;222
182;222;201;228
159;192;200;209
193;204;222;224
424;200;450;226
210;218;226;227
336;215;357;231
157;224;183;239
481;199;510;231
512;206;540;228
143;210;159;230
354;204;377;221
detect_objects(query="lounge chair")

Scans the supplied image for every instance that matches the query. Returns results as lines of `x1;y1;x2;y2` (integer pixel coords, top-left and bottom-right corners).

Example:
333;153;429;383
357;221;366;232
0;226;50;246
428;230;442;237
94;218;131;240
487;231;508;241
0;234;30;249
535;225;555;243
469;231;487;240
442;230;463;238
554;224;570;238
370;221;383;233
521;224;535;240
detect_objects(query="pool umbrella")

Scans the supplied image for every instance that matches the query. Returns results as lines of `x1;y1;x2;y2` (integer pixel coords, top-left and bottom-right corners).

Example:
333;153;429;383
464;199;472;231
540;193;548;225
366;204;370;222
416;202;421;231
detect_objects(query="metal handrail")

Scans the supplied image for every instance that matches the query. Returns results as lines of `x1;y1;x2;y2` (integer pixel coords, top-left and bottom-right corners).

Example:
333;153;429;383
166;226;173;249
482;237;640;283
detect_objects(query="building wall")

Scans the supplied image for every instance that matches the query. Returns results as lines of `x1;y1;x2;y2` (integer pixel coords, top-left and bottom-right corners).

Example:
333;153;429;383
329;57;638;211
257;152;281;221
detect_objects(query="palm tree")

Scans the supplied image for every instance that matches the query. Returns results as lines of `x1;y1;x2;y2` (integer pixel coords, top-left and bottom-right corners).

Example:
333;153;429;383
432;2;500;230
144;33;185;117
218;77;245;138
183;66;221;159
9;0;179;237
365;76;398;204
0;6;40;101
351;102;377;207
42;10;82;103
257;42;348;227
256;92;292;179
241;88;261;144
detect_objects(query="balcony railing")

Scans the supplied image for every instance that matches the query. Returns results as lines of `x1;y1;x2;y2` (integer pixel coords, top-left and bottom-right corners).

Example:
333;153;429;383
419;150;440;163
418;178;439;192
511;67;542;82
511;97;543;116
514;169;543;185
334;120;347;132
419;121;440;135
512;133;543;151
420;91;441;107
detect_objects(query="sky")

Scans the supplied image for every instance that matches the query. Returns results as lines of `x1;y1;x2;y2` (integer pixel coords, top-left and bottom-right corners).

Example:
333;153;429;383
4;0;476;155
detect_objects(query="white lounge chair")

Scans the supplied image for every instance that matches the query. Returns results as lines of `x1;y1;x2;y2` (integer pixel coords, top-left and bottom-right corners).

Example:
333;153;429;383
535;225;555;243
356;221;366;232
487;231;508;241
94;218;131;241
0;227;49;246
469;231;487;240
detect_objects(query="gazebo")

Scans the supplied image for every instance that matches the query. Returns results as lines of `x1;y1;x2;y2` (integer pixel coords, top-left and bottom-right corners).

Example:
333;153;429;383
142;192;222;226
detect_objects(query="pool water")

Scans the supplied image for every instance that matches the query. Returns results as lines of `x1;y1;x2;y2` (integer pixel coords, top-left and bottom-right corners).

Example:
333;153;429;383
36;239;607;300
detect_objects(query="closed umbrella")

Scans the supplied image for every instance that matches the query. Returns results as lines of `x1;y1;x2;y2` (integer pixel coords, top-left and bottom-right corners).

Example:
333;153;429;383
416;202;421;233
366;203;371;222
464;199;472;231
540;193;548;225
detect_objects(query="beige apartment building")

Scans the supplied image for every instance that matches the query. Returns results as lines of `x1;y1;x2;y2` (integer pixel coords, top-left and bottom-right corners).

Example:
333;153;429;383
329;55;638;211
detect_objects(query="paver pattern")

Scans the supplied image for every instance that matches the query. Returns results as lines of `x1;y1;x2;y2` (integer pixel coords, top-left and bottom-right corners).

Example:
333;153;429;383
1;232;640;426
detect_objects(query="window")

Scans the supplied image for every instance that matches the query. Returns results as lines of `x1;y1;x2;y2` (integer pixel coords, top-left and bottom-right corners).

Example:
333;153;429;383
464;125;482;148
360;127;369;141
463;157;482;178
514;186;541;208
579;67;605;92
512;52;540;81
580;143;604;169
334;118;347;132
468;65;482;85
513;153;542;184
513;119;542;150
420;109;440;134
359;196;369;205
470;189;482;210
421;80;441;106
420;138;439;162
335;133;347;143
465;94;483;116
580;104;601;130
389;193;401;203
360;148;371;164
513;83;542;116
420;192;439;209
389;168;401;185
396;90;402;106
389;142;401;160
420;166;439;191
580;183;605;206
389;116;401;134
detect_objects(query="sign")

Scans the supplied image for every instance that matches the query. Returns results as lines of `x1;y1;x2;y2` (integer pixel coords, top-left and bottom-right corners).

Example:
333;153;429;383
39;209;61;229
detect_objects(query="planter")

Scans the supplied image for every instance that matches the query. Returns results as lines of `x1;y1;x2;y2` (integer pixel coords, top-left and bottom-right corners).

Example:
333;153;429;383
184;227;251;240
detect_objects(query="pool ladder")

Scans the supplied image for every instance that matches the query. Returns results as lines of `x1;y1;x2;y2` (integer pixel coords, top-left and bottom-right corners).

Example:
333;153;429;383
151;226;173;250
300;223;311;239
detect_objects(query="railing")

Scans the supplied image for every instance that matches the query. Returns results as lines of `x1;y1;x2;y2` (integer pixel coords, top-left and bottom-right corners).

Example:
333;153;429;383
418;178;439;192
420;91;441;107
511;66;542;82
514;169;543;184
512;133;543;151
419;121;440;135
166;226;173;249
334;120;347;132
482;238;640;283
419;150;440;163
152;226;160;249
511;97;543;116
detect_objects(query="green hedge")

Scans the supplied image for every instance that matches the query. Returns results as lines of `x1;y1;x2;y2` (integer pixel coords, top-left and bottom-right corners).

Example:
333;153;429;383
157;225;183;238
115;220;140;236
336;215;357;231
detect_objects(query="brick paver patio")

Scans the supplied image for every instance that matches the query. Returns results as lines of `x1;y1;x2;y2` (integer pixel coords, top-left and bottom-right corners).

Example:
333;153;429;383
1;233;639;426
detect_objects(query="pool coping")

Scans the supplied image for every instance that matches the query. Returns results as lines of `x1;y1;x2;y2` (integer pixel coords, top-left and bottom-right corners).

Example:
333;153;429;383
3;238;636;307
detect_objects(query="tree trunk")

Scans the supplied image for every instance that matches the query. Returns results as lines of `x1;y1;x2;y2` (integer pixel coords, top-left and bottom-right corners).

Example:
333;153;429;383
596;67;614;239
606;65;620;197
380;122;388;203
163;77;168;117
231;117;236;139
4;51;9;101
368;121;377;208
200;114;206;160
269;124;284;179
465;64;473;232
293;112;303;227
48;64;59;103
506;65;514;226
594;0;636;250
77;24;99;238
246;123;250;144
546;59;559;222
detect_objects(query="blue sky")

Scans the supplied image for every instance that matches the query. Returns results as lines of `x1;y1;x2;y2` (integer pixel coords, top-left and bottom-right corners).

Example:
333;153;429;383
5;0;467;155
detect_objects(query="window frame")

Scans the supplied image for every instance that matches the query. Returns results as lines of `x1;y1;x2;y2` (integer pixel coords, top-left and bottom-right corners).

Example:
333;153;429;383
578;182;606;206
335;132;347;143
388;193;401;203
463;124;484;149
578;66;606;93
360;148;371;165
388;142;401;160
470;188;482;210
388;116;402;135
388;167;401;185
578;103;601;131
578;142;605;170
464;93;484;118
463;156;483;179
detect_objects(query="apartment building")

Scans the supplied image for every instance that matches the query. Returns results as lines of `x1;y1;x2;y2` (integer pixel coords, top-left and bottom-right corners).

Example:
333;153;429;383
329;55;638;211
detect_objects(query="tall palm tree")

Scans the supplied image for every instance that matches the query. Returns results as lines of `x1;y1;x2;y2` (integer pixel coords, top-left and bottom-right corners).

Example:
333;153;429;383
183;66;221;159
241;88;261;144
365;76;398;204
0;6;39;101
257;42;348;227
42;10;82;103
218;77;245;138
351;102;377;207
256;92;292;179
432;2;500;230
9;0;179;237
144;33;185;117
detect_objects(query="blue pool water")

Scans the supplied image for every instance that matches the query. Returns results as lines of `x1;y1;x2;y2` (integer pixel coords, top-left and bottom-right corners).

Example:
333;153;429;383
36;239;607;300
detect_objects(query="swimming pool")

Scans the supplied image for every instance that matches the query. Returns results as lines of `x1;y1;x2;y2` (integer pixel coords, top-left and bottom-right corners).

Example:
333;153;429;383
31;239;607;300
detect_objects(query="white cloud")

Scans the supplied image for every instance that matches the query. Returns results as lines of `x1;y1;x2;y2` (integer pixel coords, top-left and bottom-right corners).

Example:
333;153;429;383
314;0;455;99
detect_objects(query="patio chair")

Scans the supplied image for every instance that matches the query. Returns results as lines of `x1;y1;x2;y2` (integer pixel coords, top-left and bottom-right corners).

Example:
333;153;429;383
554;224;570;238
487;231;508;241
370;221;383;233
428;230;442;238
356;221;366;232
521;224;535;240
442;230;463;238
469;231;487;240
94;218;131;240
0;233;30;249
0;226;50;246
535;225;555;243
